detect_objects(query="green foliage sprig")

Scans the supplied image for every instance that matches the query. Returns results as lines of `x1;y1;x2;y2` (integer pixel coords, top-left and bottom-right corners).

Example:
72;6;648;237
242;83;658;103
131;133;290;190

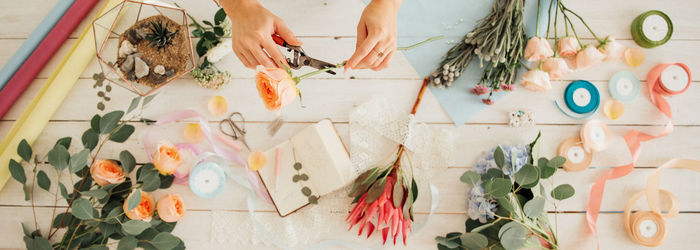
186;8;229;67
8;96;184;250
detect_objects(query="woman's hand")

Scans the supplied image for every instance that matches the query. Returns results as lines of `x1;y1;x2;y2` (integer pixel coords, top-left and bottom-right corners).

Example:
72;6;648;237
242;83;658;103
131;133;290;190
345;0;402;71
221;0;301;68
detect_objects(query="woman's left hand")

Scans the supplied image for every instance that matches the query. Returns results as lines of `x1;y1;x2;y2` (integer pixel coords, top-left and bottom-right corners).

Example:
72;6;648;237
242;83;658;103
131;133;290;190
345;0;402;71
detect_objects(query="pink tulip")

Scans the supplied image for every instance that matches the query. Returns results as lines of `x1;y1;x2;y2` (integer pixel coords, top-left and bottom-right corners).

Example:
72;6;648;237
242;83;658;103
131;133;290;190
524;37;554;62
598;39;625;61
557;37;581;57
541;57;573;80
575;46;605;70
520;69;551;92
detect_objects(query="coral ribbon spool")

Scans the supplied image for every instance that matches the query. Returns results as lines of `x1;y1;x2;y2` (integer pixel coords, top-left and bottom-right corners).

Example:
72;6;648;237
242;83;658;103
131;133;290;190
631;10;673;48
586;63;692;248
580;119;611;152
558;136;593;172
555;80;600;119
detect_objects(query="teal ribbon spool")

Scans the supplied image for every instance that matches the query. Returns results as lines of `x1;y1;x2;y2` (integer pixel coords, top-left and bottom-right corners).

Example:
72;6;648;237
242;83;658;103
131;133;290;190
609;71;641;102
631;10;673;48
556;80;600;119
189;161;227;198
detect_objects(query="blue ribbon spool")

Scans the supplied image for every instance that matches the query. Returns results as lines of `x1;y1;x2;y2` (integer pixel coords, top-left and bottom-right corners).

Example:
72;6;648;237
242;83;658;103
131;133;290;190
555;80;600;119
189;161;227;198
609;71;640;102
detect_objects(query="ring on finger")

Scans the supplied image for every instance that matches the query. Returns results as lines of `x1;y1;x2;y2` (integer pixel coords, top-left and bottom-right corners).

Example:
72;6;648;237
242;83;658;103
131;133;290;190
373;49;384;57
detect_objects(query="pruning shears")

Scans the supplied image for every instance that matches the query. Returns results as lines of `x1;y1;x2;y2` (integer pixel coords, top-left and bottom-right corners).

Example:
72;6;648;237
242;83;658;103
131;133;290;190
271;34;337;75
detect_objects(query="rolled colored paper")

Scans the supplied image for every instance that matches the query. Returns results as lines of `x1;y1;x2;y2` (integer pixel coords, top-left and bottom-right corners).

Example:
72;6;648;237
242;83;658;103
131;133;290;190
0;0;121;190
0;0;74;90
0;0;97;119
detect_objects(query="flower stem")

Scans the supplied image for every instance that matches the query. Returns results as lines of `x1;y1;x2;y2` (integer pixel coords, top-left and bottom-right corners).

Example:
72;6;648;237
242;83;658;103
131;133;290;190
545;0;554;39
397;36;445;51
560;3;602;42
293;63;345;82
535;0;541;36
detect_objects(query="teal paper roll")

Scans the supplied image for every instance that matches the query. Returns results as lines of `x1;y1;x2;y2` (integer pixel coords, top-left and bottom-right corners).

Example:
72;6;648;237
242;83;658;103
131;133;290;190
0;0;75;90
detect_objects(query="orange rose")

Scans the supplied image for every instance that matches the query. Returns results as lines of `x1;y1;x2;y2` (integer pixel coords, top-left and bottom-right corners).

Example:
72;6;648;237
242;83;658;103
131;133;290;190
90;159;125;186
255;66;298;111
557;37;581;57
123;190;155;221
520;69;551;92
156;194;185;222
153;141;182;175
575;46;605;70
524;37;554;62
541;57;573;80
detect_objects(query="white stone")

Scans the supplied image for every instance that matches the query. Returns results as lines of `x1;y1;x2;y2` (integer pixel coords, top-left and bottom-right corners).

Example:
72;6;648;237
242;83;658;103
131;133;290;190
134;57;149;79
154;65;165;75
118;40;137;58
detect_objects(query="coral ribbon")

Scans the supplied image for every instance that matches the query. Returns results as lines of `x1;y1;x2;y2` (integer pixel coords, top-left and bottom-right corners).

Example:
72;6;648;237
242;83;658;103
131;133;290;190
586;63;691;247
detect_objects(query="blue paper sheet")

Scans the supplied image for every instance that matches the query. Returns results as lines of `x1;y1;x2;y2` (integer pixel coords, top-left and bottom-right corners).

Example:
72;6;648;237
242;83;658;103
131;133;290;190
371;0;555;126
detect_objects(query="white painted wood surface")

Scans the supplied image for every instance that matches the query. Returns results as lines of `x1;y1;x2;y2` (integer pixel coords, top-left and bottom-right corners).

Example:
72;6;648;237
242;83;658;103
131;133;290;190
1;0;699;249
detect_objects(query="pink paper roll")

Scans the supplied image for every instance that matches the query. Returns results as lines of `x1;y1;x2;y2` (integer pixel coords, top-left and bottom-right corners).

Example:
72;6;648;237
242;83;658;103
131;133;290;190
0;0;98;119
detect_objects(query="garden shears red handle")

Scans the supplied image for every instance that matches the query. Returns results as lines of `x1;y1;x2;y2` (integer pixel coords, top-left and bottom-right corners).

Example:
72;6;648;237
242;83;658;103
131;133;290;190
271;34;337;75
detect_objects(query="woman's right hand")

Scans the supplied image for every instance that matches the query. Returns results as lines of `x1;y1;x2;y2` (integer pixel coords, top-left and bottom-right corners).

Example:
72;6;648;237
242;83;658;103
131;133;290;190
221;0;302;69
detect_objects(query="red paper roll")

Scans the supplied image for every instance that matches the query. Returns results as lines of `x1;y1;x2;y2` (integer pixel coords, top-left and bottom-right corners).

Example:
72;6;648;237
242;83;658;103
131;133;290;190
0;0;98;119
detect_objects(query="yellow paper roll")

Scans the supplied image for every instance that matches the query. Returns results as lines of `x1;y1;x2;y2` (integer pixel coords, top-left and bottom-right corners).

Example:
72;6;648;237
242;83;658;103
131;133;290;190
0;0;123;190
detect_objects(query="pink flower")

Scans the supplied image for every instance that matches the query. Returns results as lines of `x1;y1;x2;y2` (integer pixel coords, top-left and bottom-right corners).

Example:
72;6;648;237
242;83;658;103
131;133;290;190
598;39;625;61
575;46;606;70
524;37;554;62
157;194;185;222
557;37;581;57
481;98;494;105
541;57;573;79
470;85;491;96
520;69;551;92
502;84;515;91
90;159;125;186
255;66;298;111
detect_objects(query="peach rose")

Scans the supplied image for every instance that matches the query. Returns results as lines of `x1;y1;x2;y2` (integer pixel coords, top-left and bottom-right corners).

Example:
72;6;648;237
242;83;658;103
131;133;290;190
153;141;182;175
520;69;551;92
575;46;605;70
255;66;298;111
524;37;554;62
541;57;573;80
90;159;125;186
557;37;581;57
124;190;155;221
156;194;185;222
598;39;625;61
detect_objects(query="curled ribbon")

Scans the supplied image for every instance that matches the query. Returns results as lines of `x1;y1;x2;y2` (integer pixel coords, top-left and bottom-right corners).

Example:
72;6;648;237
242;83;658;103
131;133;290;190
586;63;692;247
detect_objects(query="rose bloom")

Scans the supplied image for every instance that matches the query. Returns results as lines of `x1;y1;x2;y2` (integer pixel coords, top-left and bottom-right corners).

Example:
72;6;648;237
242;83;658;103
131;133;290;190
124;190;155;221
157;194;185;222
90;159;125;186
255;66;298;111
598;39;625;61
153;141;182;175
557;37;581;57
575;46;606;70
524;37;554;62
541;57;573;79
520;69;551;92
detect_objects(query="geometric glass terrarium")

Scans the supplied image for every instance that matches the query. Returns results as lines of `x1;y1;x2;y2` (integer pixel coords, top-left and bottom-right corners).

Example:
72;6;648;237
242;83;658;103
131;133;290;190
93;0;195;96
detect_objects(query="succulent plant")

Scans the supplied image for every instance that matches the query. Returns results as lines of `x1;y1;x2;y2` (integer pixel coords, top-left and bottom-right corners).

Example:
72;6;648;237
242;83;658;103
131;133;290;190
144;21;179;51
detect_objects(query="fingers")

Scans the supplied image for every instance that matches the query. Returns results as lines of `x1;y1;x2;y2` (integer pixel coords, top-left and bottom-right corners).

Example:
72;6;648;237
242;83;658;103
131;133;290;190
345;33;381;70
262;38;288;67
371;50;394;71
356;20;367;50
274;18;302;46
233;47;254;68
250;45;275;68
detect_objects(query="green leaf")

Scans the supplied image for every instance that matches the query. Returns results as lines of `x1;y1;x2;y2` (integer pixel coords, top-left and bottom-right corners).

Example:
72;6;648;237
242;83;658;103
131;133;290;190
81;189;108;199
214;8;226;25
110;124;135;143
196;38;207;57
499;222;526;250
104;206;124;224
213;26;224;36
23;236;52;250
118;235;138;250
203;20;213;26
365;178;386;203
523;197;545;218
17;139;32;162
460;232;489;250
152;232;181;250
99;111;124;134
9;159;26;184
435;236;459;249
513;164;539;186
548;156;566;168
537;157;548;169
203;31;216;41
122;220;151;235
69;149;90;173
127;189;142;211
143;93;158;106
481;168;503;182
127;96;142;114
52;212;73;228
301;186;312;196
483;178;511;198
494;146;505;169
48;145;70;170
392;179;404;208
59;182;69;199
21;223;33;237
460;171;481;185
82;129;99;150
37;170;50;191
528;131;542;162
160;174;174;189
120;151;136;173
71;198;94;220
192;29;203;37
411;178;418;201
551;184;575;200
140;169;161;192
496;197;515;214
55;137;72;149
540;165;556;179
90;114;101;132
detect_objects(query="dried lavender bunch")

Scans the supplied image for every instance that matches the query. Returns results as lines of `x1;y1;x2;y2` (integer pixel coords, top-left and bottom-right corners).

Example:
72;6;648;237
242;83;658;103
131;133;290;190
431;0;526;104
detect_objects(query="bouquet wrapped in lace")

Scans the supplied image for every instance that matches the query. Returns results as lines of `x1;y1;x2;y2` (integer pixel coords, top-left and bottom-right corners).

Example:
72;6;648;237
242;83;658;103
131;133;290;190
436;133;575;250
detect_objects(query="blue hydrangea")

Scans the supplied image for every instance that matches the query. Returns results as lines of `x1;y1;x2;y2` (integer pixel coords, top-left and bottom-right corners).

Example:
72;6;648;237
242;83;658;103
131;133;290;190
474;144;530;176
466;185;497;223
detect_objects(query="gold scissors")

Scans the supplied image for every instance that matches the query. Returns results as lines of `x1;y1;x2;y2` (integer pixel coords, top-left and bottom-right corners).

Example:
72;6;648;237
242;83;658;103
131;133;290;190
218;112;251;151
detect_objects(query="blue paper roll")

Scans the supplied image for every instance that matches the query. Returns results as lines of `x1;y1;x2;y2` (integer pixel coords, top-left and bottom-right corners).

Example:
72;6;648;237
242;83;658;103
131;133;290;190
0;0;75;91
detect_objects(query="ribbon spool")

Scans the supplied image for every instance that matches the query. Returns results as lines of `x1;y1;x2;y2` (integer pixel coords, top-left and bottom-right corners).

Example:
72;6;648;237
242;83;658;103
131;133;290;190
609;71;640;102
555;80;600;119
623;190;677;247
631;10;673;48
656;64;691;95
558;136;593;172
189;161;227;198
580;119;611;152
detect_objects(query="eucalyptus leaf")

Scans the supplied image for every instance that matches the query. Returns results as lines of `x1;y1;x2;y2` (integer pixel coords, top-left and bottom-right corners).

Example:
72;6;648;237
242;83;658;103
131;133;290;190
37;170;51;191
52;212;73;228
547;156;566;168
537;157;548;169
513;164;539;186
435;236;459;248
59;182;69;199
90;114;101;132
143;93;158;106
118;235;138;250
127;96;142;114
152;232;181;250
81;189;108;199
540;165;556;179
55;137;72;149
122;220;151;235
105;206;124;224
494;146;505;169
23;185;30;201
392;179;404;208
23;236;51;250
69;149;90;173
498;222;526;250
365;178;386;203
17;139;32;162
99;111;124;134
481;168;503;182
460;232;488;250
110;124;135;143
411;178;418;202
523;197;545;218
483;178;511;198
48;145;70;170
120;151;136;174
496;197;515;214
71;198;94;220
460;171;481;185
82;129;99;150
301;186;312;196
551;184;575;200
9;159;26;184
141;170;161;192
127;189;142;211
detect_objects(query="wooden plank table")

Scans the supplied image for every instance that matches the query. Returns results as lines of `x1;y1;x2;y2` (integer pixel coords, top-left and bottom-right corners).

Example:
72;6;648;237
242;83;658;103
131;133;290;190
1;0;699;249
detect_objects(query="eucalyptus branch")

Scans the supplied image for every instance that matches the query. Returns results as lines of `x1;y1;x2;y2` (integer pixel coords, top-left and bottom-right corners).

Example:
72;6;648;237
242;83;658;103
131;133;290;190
30;163;39;233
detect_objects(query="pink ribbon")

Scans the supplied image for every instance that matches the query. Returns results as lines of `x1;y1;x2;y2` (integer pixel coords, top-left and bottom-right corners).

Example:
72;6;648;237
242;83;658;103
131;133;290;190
586;63;692;247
